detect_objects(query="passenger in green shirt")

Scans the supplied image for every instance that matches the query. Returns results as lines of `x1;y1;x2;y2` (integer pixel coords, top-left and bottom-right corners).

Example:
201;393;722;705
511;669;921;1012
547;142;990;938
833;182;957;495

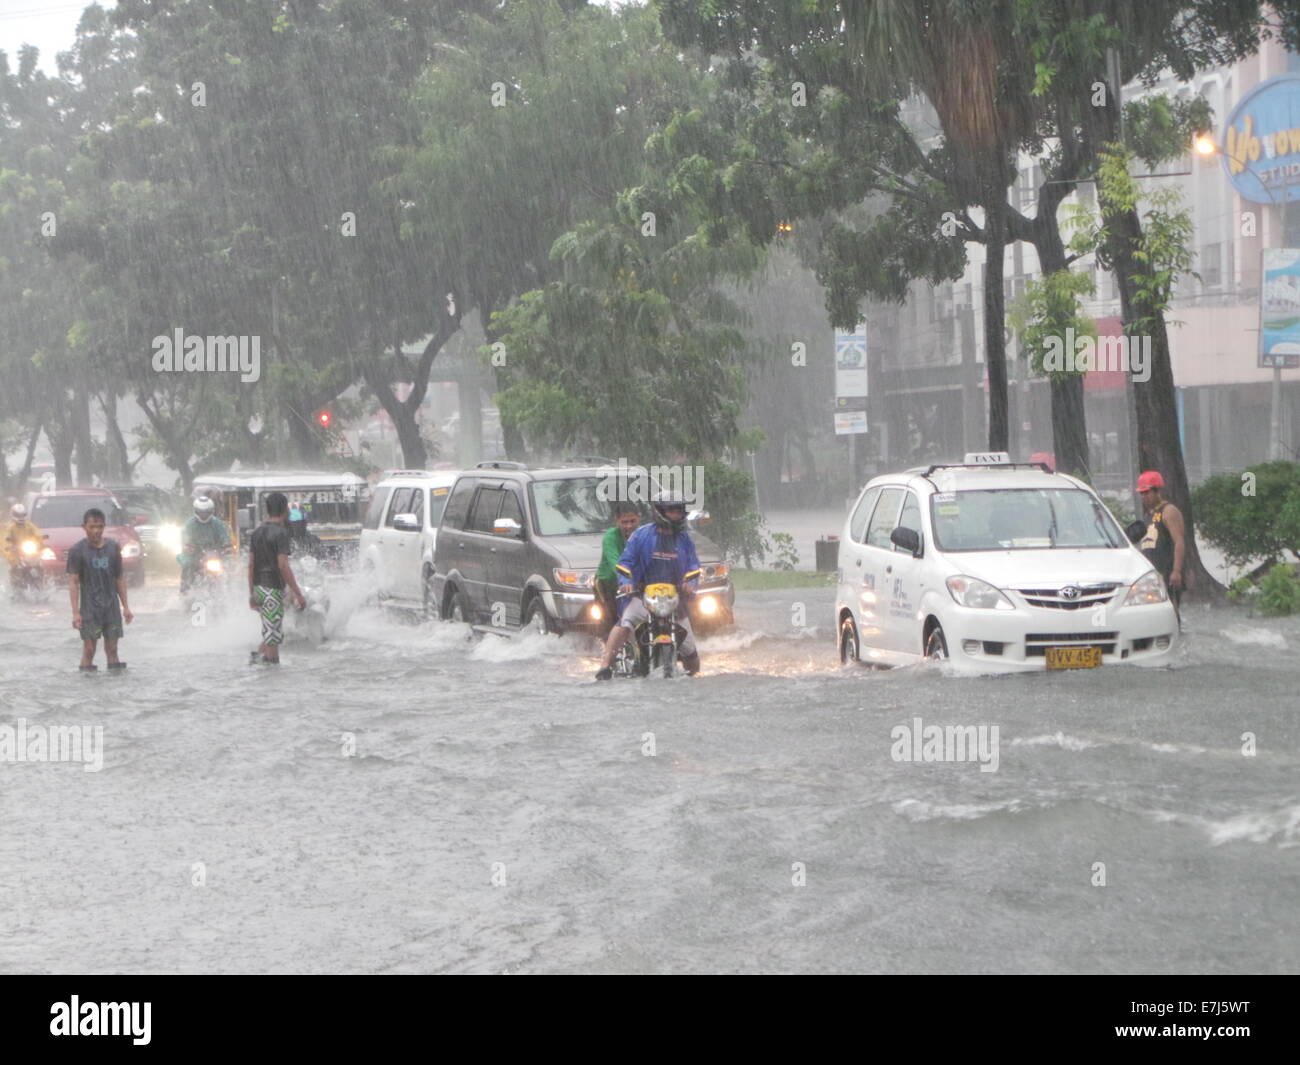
595;502;641;637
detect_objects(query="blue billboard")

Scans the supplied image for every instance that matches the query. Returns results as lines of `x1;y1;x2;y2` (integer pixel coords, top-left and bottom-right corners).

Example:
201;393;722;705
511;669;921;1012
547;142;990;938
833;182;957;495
1223;73;1300;204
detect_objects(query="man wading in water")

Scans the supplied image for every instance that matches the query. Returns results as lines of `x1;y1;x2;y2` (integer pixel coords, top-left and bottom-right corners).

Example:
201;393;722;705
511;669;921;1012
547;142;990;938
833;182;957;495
247;492;307;665
1136;470;1187;618
67;508;134;672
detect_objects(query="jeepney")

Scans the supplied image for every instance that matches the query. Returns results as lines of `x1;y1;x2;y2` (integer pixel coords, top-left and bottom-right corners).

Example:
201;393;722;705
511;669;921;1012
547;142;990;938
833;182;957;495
191;470;370;563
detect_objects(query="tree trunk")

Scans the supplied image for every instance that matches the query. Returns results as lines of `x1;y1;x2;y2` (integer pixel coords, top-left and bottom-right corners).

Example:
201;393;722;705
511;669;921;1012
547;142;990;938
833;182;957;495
360;315;461;469
1109;207;1222;601
1030;217;1091;479
101;392;132;484
10;422;44;494
49;425;74;487
72;382;95;486
982;199;1010;451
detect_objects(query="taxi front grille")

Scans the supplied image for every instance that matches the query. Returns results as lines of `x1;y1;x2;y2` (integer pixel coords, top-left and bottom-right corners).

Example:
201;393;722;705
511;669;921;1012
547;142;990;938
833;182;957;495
1017;583;1120;610
1025;631;1118;656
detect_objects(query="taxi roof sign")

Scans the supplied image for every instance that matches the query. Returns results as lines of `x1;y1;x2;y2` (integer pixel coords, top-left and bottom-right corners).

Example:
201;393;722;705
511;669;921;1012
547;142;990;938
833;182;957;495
963;451;1011;465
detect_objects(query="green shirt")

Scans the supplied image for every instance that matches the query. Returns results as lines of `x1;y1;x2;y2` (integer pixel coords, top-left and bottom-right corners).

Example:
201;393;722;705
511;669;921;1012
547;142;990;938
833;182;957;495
596;525;627;582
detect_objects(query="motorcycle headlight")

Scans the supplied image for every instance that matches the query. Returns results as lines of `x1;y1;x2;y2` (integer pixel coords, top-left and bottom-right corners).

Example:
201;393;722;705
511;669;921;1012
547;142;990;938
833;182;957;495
697;594;719;616
1124;570;1169;606
553;568;595;590
20;540;38;556
204;557;224;574
40;547;57;561
121;542;141;559
946;575;1015;610
701;562;729;582
646;592;679;617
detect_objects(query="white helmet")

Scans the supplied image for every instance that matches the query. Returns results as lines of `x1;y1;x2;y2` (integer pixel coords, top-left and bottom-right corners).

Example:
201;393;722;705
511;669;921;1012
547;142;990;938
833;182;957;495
10;503;27;521
193;496;216;523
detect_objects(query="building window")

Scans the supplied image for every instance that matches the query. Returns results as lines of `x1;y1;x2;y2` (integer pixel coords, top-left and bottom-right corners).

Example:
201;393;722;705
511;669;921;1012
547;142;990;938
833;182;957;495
1201;243;1221;288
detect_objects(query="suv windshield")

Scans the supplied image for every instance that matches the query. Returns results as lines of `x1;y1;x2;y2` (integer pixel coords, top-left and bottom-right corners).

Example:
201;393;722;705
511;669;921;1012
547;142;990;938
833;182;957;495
33;496;130;528
531;477;651;537
930;488;1126;552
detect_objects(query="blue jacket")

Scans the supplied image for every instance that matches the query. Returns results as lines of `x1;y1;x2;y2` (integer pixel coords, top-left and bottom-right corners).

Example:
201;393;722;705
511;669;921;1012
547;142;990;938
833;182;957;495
615;523;701;592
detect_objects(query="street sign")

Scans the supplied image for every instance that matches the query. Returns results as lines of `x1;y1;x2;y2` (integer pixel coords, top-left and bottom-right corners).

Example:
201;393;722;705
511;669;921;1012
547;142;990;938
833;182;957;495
834;411;868;435
834;328;868;434
1260;248;1300;369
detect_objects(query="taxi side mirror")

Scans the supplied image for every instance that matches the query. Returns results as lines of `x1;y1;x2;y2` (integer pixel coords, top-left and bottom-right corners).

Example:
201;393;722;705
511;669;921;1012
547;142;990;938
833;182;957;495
890;526;922;557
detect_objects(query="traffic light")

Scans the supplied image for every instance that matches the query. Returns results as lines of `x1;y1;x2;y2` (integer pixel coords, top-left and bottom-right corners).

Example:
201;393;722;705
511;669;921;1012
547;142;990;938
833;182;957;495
316;409;332;429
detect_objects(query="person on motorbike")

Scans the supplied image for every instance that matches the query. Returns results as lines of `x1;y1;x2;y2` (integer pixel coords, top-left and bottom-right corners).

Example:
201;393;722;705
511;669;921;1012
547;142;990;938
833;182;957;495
595;502;641;640
178;496;232;592
595;492;701;680
3;503;44;583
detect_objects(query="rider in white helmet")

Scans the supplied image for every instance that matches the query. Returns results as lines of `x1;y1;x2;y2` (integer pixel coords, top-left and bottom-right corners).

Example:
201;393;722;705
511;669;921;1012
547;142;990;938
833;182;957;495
179;495;231;591
4;502;44;578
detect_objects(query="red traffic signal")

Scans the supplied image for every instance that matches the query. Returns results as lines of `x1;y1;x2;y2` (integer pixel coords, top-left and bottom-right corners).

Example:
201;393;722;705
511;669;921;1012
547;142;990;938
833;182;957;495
316;410;332;429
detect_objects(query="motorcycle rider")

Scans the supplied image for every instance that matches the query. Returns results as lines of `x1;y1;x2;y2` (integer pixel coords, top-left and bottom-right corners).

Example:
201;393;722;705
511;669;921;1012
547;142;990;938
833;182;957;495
178;496;232;592
595;502;641;639
3;503;44;586
595;491;702;680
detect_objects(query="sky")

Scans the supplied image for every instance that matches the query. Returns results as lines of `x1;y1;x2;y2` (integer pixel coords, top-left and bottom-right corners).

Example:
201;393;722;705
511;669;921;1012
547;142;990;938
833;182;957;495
0;0;116;72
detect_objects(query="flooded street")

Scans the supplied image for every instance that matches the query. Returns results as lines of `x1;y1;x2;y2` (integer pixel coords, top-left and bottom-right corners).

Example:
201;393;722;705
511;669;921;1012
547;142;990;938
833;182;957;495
2;578;1296;974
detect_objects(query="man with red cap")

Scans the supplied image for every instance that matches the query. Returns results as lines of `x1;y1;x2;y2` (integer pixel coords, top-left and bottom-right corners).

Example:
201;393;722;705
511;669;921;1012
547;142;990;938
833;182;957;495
1135;470;1187;611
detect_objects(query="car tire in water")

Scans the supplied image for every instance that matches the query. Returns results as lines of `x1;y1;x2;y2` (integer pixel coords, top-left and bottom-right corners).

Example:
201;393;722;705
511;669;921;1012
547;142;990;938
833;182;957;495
925;624;949;660
839;615;861;665
421;570;436;622
444;586;467;624
523;597;554;636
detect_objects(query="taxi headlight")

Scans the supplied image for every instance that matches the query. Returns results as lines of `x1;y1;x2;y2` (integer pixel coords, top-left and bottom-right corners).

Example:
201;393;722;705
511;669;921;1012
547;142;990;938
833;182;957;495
121;542;141;558
40;547;57;561
1124;570;1169;606
158;524;183;552
946;575;1014;610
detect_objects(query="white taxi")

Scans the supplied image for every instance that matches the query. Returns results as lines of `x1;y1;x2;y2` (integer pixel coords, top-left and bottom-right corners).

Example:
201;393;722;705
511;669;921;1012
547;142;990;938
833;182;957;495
835;453;1178;672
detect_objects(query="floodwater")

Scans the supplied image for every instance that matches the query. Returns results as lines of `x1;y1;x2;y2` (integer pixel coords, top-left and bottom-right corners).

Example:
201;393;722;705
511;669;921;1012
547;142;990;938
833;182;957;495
1;570;1297;974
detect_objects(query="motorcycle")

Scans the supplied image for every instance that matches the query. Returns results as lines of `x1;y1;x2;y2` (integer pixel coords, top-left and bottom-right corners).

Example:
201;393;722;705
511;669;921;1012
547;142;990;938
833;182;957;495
9;536;49;603
284;557;331;645
185;550;232;617
612;582;689;679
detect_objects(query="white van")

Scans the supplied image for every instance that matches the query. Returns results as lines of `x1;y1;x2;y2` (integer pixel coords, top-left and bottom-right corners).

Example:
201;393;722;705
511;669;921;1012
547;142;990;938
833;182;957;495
359;470;460;616
835;454;1179;672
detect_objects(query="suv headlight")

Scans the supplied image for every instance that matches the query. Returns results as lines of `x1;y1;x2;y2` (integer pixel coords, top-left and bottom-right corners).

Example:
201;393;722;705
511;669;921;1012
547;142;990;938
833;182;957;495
1124;570;1169;605
946;575;1014;610
553;568;595;590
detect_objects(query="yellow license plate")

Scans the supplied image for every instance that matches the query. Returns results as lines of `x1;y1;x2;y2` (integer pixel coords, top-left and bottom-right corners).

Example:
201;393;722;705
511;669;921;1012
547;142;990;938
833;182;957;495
1045;646;1102;669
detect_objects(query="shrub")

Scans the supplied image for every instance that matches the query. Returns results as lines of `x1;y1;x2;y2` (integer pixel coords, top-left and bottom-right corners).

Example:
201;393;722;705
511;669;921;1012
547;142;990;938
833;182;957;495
699;460;765;566
1256;565;1300;617
1191;461;1300;568
770;531;799;571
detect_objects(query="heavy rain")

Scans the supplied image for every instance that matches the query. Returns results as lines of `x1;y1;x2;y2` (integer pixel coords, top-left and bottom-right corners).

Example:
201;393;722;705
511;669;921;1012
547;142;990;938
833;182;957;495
1;0;1298;994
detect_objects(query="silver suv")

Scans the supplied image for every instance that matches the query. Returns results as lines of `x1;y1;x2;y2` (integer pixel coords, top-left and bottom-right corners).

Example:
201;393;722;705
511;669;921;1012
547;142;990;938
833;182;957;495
432;463;735;635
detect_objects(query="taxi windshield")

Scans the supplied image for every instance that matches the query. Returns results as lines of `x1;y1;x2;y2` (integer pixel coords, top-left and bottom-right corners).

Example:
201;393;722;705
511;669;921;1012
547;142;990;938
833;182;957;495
929;488;1126;552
